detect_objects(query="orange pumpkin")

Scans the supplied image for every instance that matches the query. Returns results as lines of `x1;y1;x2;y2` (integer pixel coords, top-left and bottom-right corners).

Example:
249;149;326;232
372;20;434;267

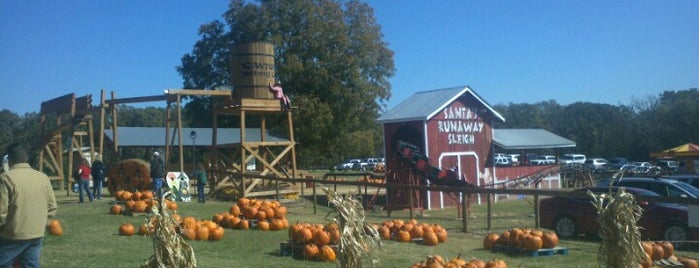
269;219;285;231
483;233;500;250
109;204;123;215
238;219;250;230
522;234;543;250
257;220;270;231
328;227;341;245
395;230;411;242
229;205;241;216
314;230;331;246
228;216;242;229
541;232;559;248
303;244;319;260
212;213;225;225
435;229;448;243
120;191;133;201
640;252;652;268
195;225;210;240
651;243;664;261
139;223;153;235
273;206;287;218
659;241;674;258
47;219;63;236
299;227;314;243
209;227;225;241
423;231;439;246
141;190;154;200
180;228;196;240
237;197;250;208
641;241;654;256
484;259;508;268
679;257;699;268
115;190;125;201
118;223;135;236
319;245;336;262
378;226;391;240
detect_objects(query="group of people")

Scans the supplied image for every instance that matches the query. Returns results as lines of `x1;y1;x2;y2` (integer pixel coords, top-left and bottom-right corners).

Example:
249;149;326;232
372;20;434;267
73;155;106;203
150;152;207;203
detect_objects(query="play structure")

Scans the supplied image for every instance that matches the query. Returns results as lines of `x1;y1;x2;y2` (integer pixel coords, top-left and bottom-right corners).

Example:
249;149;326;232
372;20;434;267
37;41;300;198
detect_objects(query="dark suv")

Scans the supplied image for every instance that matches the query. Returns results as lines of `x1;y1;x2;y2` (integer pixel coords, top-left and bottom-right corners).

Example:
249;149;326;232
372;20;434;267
666;175;699;190
597;177;699;198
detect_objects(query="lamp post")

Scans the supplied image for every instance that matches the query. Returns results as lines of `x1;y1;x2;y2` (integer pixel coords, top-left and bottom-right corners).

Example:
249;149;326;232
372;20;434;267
189;130;197;174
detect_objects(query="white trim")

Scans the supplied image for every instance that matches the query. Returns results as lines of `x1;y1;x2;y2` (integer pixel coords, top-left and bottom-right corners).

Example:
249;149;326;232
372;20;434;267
438;152;480;207
423;120;431;210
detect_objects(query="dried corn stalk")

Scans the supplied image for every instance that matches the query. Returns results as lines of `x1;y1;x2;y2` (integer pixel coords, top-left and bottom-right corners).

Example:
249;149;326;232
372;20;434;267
323;187;382;268
141;192;196;268
590;184;645;268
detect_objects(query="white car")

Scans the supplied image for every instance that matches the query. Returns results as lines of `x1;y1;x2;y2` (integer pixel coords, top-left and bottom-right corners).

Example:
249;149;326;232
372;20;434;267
560;154;586;164
336;159;363;171
585;158;608;169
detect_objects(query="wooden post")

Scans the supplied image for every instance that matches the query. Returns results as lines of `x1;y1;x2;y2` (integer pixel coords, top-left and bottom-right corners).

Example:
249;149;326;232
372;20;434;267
176;94;184;172
409;187;414;219
487;193;492;230
312;179;317;215
287;110;297;179
461;191;468;232
240;110;246;196
534;194;540;228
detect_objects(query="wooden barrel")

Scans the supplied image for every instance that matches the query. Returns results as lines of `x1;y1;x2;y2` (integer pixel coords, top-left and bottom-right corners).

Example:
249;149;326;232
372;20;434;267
230;41;275;99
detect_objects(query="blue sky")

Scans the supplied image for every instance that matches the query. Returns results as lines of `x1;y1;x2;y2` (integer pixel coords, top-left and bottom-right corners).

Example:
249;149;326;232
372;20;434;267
1;0;697;115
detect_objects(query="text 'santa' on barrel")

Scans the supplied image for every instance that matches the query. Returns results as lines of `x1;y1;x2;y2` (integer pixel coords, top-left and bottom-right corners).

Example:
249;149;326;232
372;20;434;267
230;41;275;99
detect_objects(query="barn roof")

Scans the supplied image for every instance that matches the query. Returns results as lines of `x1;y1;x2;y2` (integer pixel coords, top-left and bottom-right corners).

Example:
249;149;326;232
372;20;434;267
493;129;576;150
376;85;506;124
103;127;288;147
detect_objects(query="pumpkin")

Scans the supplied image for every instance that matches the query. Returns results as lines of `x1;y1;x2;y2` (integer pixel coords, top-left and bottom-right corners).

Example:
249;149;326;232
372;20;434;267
273;206;287;218
257;220;270;231
110;204;123;215
181;228;196;240
209;227;225;241
255;210;267;221
328;227;341;245
303;244;319;260
410;225;424;238
522;234;543;250
269;219;285;231
541;231;559;248
529;229;543;237
120;191;133;201
641;241;654;256
118;223;135;236
449;254;467;267
497;230;511;245
378;226;391;240
395;230;411;242
181;216;198;229
318;245;336;262
651;243;664;261
237;197;251;208
229;205;241;216
314;230;331;246
47;219;63;236
299;227;314;243
133;200;148;212
435;229;448;243
484;259;507;268
212;213;225;225
640;252;652;268
125;200;136;211
679;257;699;268
195;225;210;240
166;200;178;211
243;206;258;219
133;191;143;201
141;190;154;200
115;190;125;201
483;233;500;250
659;241;674;258
228;216;241;229
238;219;250;230
203;220;218;230
139;223;153;235
423;231;439;246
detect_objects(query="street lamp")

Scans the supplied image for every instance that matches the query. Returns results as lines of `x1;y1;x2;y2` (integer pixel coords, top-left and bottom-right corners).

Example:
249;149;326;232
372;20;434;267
189;130;197;174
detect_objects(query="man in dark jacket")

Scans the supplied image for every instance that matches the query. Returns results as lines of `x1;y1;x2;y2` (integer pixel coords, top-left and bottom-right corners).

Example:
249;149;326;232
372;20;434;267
91;155;105;200
150;152;165;199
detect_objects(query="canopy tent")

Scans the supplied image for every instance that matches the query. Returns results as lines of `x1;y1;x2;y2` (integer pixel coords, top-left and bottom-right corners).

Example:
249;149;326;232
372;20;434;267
650;143;699;173
650;143;699;158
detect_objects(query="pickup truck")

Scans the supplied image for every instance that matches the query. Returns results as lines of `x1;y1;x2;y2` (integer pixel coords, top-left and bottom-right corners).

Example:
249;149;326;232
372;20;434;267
530;155;556;165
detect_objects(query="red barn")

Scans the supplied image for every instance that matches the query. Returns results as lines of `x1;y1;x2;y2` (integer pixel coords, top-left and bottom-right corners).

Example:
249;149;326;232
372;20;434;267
377;86;505;211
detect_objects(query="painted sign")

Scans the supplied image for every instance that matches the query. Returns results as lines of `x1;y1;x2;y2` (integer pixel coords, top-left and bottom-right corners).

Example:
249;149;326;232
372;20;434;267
166;172;192;202
437;105;485;145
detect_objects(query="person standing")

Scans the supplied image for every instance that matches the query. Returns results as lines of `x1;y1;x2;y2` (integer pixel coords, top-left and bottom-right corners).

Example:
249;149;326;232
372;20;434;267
90;155;105;200
0;142;58;267
150;152;165;199
268;81;291;111
76;158;94;203
193;163;207;203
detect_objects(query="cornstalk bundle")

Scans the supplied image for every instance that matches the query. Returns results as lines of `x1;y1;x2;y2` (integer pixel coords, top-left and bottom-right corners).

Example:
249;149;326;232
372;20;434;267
590;185;645;268
107;159;152;194
323;188;382;268
141;192;196;268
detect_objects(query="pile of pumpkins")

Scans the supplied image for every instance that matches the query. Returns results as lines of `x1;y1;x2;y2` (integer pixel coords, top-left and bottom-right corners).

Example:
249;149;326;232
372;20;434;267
483;228;558;252
116;214;226;242
108;190;177;215
288;222;340;261
211;197;289;231
410;255;507;268
358;176;384;184
640;241;697;268
376;219;448;246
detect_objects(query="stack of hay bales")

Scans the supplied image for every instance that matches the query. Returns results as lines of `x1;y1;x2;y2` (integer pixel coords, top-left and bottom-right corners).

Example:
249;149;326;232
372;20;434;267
107;159;152;194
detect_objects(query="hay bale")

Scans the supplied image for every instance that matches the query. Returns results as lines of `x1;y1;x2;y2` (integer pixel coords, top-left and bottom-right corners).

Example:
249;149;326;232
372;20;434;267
107;159;152;194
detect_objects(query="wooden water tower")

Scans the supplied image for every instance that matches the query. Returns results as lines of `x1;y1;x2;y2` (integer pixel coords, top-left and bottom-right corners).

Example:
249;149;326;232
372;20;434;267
212;41;298;197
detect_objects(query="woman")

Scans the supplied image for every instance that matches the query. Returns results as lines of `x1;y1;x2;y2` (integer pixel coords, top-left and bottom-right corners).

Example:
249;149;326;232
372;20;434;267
76;159;94;203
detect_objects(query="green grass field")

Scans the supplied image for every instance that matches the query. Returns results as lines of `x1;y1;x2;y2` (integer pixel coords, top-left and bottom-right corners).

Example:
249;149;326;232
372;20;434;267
39;189;699;268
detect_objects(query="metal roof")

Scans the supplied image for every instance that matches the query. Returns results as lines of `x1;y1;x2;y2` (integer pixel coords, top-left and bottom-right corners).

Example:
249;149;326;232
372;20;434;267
103;127;288;147
376;85;505;124
493;129;576;150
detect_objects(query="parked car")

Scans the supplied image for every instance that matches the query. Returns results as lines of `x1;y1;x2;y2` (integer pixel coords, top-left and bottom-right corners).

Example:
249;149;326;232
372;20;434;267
540;186;694;241
530;155;556;165
666;175;699;190
494;154;511;166
560;154;586;164
362;158;382;170
597;177;699;199
508;154;520;166
608;157;630;169
657;159;680;173
336;159;363;171
585;158;609;170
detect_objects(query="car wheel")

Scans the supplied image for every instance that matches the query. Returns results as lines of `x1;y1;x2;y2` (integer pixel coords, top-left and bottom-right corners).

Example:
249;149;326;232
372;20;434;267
554;216;577;239
662;222;688;245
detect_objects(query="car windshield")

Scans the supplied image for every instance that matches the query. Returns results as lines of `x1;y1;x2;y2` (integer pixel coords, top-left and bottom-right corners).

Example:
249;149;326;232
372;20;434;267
673;181;699;198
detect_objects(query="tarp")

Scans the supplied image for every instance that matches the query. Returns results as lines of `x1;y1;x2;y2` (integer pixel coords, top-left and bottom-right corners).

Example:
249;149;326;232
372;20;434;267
651;143;699;157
